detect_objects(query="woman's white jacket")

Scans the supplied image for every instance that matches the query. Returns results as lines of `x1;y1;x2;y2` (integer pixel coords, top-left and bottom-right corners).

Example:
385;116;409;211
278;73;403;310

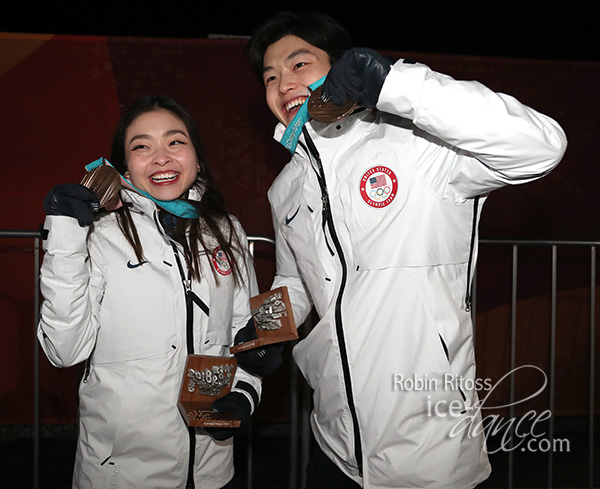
38;189;260;489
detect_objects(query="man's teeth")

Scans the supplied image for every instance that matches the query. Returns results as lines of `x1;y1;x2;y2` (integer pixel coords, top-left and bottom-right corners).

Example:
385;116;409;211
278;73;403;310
152;172;178;182
286;97;306;112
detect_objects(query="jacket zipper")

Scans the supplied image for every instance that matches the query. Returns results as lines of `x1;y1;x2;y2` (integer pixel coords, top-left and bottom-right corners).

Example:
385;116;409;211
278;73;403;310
301;129;364;477
464;195;480;312
171;242;197;489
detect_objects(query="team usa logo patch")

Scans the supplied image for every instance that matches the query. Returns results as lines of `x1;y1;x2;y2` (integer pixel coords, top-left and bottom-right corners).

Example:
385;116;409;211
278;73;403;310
211;246;232;276
359;166;398;208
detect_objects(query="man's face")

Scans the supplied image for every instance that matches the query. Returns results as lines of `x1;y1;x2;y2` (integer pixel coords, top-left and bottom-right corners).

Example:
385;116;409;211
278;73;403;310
262;35;331;126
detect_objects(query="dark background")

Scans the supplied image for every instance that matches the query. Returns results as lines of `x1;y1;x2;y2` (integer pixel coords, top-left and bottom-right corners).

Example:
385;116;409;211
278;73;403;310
3;1;598;62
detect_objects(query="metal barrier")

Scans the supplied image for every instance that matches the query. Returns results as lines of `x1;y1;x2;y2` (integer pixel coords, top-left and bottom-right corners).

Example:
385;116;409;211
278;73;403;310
0;230;42;489
0;230;597;488
475;239;598;489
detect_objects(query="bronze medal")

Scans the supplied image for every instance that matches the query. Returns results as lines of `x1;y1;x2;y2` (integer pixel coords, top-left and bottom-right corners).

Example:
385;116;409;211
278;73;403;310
80;164;122;209
308;85;360;123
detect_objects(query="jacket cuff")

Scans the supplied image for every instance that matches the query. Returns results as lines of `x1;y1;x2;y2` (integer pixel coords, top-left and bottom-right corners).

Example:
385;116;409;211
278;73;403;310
232;380;260;413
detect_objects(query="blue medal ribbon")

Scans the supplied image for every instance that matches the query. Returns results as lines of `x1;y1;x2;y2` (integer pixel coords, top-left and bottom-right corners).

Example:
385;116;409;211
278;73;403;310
279;76;326;154
85;158;200;218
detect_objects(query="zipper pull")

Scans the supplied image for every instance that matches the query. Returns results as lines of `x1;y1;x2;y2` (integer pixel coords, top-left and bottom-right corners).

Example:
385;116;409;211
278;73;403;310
83;358;91;383
465;293;472;312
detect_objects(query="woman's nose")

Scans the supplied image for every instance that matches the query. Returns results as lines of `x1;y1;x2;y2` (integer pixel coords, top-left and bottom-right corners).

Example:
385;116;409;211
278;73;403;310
154;148;170;165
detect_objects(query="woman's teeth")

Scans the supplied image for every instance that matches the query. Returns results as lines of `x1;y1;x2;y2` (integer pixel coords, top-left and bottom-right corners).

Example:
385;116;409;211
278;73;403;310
151;172;178;182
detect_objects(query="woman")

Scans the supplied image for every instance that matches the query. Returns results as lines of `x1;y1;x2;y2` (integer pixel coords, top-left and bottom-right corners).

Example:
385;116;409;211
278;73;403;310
38;95;260;488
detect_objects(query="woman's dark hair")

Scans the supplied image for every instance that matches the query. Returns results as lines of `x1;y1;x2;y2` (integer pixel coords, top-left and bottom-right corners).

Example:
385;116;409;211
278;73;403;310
110;95;245;283
245;11;354;82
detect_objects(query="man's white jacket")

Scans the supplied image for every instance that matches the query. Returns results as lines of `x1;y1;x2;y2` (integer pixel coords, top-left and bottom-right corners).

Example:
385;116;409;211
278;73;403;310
268;59;567;488
38;189;260;489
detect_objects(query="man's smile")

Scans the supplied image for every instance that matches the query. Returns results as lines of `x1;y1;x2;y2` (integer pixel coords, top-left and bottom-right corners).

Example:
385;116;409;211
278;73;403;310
285;96;308;114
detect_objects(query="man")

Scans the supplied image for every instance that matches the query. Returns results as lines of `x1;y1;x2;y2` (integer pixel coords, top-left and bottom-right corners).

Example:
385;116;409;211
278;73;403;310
242;11;566;489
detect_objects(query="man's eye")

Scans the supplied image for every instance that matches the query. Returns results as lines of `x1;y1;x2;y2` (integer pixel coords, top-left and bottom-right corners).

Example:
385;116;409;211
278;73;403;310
294;62;306;70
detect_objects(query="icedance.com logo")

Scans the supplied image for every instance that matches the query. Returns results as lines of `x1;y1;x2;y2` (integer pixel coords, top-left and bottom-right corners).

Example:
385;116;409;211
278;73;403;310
393;365;571;454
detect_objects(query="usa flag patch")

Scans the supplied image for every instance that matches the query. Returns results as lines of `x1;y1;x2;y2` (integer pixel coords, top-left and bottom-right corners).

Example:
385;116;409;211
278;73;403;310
211;246;232;276
359;166;398;208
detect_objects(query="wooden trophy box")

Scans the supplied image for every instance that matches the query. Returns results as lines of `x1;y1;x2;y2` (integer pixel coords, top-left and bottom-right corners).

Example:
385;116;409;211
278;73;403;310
230;286;298;354
178;354;240;428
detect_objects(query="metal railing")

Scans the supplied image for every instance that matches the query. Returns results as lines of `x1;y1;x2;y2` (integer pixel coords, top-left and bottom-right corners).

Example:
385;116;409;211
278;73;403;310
0;230;42;489
475;239;598;489
1;230;597;488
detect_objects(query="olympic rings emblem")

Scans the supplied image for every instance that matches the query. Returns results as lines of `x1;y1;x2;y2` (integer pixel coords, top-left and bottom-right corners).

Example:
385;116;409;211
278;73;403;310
369;185;392;200
212;246;232;276
359;166;398;208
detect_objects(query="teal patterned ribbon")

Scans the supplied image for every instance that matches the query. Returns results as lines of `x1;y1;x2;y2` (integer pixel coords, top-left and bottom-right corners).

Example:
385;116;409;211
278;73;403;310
279;76;326;154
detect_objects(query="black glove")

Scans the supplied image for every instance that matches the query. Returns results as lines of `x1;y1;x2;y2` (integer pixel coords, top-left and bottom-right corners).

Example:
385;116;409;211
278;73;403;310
321;48;393;108
43;183;99;227
233;318;283;378
205;392;252;441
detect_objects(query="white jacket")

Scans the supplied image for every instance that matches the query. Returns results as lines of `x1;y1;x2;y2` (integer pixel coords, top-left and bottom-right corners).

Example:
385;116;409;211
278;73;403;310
38;189;260;489
268;59;567;488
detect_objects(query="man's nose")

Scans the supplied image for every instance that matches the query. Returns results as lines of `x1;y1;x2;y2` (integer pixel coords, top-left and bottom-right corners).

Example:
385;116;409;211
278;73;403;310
278;71;297;94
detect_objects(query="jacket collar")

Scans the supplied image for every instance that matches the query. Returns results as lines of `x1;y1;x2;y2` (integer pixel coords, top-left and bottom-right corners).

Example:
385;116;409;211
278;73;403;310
120;186;204;216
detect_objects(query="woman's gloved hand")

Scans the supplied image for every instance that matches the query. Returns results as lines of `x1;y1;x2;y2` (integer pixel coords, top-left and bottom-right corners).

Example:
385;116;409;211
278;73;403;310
43;183;99;227
321;48;393;108
233;318;283;378
205;392;252;441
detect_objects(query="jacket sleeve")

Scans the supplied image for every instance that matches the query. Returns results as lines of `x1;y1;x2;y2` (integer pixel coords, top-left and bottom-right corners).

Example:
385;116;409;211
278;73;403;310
228;218;262;411
376;59;568;200
269;203;314;327
37;216;104;367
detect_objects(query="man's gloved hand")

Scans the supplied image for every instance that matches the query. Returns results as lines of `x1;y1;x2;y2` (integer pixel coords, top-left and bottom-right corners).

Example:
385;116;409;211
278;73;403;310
205;392;252;441
233;318;283;378
43;183;99;227
321;48;393;108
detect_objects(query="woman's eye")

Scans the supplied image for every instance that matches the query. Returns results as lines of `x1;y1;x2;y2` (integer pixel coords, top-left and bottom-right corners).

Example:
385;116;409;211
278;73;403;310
294;61;306;70
131;144;147;151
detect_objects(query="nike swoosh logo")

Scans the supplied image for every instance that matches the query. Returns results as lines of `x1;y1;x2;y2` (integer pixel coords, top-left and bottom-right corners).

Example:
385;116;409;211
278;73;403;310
285;205;301;225
127;260;147;269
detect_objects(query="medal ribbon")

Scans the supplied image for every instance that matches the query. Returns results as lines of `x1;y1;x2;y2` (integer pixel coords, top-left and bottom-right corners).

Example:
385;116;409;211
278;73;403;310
85;158;200;218
279;76;326;154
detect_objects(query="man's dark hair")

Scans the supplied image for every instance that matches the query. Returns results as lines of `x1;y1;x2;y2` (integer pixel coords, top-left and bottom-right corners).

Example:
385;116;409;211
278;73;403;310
245;11;354;82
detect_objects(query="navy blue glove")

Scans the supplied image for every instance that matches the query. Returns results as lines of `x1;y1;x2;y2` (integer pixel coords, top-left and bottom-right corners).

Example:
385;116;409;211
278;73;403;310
233;318;283;378
205;392;252;441
321;48;393;108
43;183;99;227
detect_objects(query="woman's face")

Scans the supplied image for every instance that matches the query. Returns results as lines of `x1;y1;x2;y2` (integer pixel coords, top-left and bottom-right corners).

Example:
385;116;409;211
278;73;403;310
125;109;198;201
